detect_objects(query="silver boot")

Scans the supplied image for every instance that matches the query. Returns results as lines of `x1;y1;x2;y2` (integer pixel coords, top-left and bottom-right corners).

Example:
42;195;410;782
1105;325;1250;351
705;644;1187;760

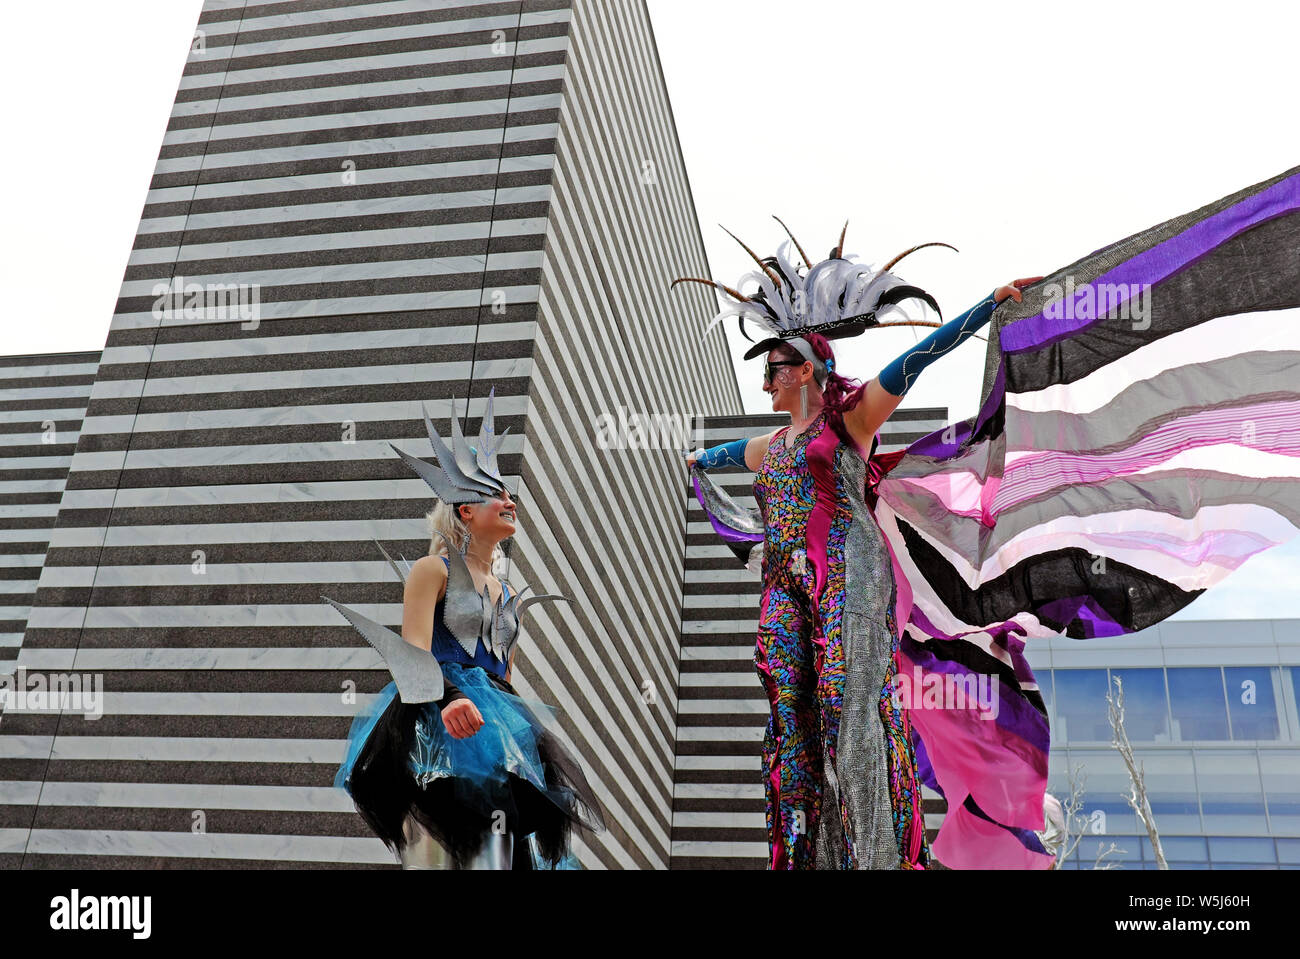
399;815;453;869
399;814;515;869
464;828;513;870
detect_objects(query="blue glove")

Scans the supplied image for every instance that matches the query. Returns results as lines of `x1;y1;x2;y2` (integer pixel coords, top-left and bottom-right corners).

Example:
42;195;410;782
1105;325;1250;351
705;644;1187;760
877;290;1000;397
691;438;748;470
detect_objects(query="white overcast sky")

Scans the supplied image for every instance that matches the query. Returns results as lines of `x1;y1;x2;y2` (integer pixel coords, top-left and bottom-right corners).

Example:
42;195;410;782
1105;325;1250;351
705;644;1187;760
3;0;1298;618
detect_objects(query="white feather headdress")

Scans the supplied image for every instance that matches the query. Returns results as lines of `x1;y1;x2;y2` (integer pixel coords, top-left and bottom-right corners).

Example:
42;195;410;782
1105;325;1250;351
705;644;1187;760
672;218;954;359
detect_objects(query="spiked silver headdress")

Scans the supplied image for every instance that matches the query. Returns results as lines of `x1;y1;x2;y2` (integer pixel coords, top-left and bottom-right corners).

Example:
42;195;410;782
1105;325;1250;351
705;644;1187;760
671;217;955;364
320;384;569;687
389;390;510;505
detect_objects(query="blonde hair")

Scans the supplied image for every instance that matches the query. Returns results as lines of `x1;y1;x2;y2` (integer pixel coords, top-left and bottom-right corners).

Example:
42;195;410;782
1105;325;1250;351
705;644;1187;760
426;500;508;576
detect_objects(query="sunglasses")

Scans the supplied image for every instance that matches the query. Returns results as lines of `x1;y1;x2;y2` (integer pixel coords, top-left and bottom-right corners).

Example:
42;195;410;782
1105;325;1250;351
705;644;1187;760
762;359;806;385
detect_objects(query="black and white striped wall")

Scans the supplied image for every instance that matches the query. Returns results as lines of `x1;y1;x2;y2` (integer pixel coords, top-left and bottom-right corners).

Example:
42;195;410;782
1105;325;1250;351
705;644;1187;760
1;0;738;869
0;351;102;864
0;353;101;674
494;0;740;868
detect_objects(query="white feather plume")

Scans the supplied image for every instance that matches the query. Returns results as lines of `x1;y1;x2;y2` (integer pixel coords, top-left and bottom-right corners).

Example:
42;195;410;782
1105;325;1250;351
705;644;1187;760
700;238;934;342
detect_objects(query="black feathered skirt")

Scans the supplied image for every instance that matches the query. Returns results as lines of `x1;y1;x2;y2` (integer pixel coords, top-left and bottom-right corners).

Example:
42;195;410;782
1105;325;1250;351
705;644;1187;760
336;662;605;868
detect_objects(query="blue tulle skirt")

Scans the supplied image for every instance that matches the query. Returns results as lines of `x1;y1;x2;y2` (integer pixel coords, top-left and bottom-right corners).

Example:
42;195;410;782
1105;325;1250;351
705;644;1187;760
336;662;602;868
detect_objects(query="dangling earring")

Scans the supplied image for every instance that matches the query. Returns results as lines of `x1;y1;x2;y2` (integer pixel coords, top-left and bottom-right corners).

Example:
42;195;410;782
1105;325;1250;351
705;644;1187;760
799;384;809;420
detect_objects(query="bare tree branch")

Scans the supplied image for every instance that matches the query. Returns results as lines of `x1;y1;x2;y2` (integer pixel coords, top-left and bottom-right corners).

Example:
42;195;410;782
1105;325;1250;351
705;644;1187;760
1093;840;1125;869
1107;675;1167;869
1054;761;1124;869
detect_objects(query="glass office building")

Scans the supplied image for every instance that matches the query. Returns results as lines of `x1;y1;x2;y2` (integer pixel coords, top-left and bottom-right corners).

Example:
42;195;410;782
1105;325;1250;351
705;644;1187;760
1027;618;1300;869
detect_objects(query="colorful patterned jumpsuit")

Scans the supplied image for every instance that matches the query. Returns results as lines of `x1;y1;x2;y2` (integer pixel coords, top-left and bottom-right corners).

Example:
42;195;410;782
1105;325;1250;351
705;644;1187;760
752;408;929;869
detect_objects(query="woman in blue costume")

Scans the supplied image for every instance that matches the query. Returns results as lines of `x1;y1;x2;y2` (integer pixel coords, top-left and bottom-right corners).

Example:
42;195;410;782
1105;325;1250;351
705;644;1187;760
324;391;605;869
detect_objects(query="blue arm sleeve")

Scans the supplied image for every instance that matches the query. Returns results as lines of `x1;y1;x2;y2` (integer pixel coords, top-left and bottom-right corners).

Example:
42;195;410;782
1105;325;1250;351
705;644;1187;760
877;290;1000;397
694;438;749;470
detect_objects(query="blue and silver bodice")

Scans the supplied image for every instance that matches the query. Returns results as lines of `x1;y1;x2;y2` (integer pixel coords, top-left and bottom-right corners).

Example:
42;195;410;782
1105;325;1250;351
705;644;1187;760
431;557;512;680
319;536;567;707
429;532;569;682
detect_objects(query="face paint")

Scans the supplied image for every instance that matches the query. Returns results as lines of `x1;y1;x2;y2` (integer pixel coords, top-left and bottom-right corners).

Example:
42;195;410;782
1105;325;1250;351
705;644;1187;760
763;358;805;386
459;491;516;541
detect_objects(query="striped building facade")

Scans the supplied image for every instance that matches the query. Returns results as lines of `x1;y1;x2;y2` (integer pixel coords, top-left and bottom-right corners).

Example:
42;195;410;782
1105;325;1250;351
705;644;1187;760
0;354;102;672
671;409;951;868
0;0;740;869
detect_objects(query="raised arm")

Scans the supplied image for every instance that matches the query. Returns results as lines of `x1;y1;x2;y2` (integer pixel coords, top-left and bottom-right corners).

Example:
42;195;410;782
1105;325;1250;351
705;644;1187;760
843;278;1040;449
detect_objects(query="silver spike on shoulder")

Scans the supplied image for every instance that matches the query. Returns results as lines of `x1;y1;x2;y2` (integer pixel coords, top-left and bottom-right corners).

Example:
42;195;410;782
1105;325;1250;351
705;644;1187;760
321;595;444;704
492;583;518;662
494;587;571;664
373;538;409;586
431;531;487;659
516;593;571;622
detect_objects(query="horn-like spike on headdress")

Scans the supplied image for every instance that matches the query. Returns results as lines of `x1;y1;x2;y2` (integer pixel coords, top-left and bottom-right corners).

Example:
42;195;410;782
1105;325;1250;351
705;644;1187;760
474;389;499;480
445;396;487;483
669;276;751;303
875;319;943;329
390;441;476;505
479;388;496;448
880;241;959;274
719;224;784;289
830;220;849;259
492;425;511;463
771;215;813;270
419;402;496;495
420;402;493;493
446;395;507;493
874;284;943;321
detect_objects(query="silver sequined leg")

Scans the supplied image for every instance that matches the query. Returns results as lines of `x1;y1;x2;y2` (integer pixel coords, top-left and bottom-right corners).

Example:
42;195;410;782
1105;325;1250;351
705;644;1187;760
839;608;903;869
838;474;906;869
